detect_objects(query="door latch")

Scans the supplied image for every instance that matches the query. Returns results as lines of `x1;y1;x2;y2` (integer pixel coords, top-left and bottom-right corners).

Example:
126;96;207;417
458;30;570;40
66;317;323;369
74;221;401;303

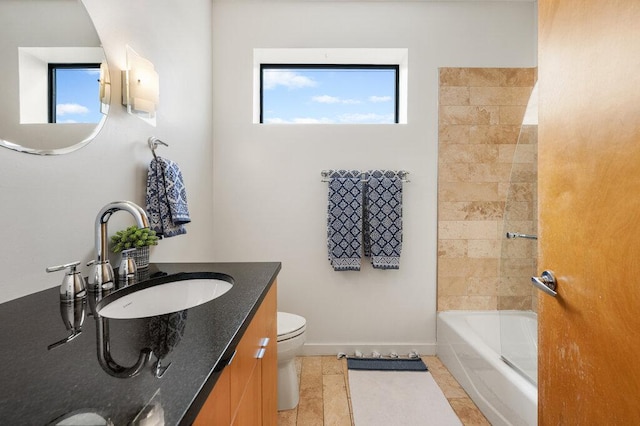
531;270;558;297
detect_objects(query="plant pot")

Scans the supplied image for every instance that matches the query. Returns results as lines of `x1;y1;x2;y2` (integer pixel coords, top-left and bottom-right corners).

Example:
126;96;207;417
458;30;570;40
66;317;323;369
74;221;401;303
133;246;150;269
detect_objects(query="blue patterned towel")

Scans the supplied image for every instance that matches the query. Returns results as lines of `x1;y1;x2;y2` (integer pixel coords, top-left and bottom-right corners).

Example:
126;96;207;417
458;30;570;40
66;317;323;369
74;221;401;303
146;157;191;238
364;170;403;269
327;170;363;271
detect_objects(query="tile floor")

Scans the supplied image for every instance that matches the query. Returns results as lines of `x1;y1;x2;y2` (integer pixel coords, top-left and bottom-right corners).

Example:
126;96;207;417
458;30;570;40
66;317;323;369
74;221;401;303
277;355;489;426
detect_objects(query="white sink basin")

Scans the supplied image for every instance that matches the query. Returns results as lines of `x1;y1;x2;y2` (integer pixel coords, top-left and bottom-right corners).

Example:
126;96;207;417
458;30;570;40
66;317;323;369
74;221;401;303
97;274;233;319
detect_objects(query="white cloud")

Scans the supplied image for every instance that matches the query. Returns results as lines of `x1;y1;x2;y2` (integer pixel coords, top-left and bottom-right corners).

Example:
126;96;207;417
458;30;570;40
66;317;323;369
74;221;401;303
368;95;392;103
292;117;334;124
338;112;395;124
263;70;317;90
264;117;334;124
312;95;360;105
264;117;289;124
56;103;89;116
312;95;340;104
267;113;393;124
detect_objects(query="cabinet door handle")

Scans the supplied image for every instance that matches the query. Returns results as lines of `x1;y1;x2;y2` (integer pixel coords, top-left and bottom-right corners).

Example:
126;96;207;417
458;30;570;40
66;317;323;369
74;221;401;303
256;347;267;359
259;337;270;348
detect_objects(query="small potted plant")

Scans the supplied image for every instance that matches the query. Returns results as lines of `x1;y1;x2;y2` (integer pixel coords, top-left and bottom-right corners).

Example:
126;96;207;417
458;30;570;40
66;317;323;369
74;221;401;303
110;226;159;269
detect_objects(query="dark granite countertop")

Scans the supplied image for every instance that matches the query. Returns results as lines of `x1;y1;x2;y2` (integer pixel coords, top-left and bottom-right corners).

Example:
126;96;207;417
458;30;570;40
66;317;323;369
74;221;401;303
0;262;281;425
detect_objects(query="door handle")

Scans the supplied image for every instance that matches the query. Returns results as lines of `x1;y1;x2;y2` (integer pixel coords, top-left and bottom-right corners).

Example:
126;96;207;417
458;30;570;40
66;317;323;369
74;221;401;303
531;270;558;297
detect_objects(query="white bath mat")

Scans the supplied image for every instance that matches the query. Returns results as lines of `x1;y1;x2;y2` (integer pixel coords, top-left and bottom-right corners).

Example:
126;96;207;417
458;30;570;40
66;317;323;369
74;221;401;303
348;369;462;426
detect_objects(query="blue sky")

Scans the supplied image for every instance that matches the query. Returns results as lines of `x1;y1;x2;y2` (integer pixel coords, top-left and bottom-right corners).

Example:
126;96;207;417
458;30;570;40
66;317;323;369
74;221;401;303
55;67;102;123
262;67;397;124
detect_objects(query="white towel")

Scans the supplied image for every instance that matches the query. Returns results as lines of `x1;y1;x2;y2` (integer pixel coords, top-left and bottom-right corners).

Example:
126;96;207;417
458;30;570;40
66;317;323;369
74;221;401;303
146;157;191;238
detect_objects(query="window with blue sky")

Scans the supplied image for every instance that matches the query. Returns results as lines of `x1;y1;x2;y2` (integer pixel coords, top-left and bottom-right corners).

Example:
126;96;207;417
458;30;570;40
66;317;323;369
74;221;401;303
50;65;102;124
260;65;399;124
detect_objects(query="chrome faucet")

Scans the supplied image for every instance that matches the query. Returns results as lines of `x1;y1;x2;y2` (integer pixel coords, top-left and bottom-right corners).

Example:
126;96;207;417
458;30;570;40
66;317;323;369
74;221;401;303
86;201;153;379
89;201;150;292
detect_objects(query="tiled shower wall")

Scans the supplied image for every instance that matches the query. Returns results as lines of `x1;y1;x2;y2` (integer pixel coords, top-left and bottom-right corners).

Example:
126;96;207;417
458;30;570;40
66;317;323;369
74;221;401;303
437;68;537;311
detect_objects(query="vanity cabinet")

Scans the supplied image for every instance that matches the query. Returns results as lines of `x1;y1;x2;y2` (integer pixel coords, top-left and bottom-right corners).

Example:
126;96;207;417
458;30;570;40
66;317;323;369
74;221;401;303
194;282;277;425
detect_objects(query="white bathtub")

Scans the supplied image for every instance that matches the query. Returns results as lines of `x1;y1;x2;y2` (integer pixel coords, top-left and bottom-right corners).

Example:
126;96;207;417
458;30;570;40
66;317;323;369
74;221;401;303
437;311;537;426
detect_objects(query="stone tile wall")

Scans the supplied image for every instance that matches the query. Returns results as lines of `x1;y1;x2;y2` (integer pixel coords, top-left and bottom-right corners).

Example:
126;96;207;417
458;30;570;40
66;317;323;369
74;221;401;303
437;68;537;311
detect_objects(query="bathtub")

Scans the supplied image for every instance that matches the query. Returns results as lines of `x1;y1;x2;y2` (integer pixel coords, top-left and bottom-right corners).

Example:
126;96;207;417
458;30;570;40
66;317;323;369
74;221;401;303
437;311;537;426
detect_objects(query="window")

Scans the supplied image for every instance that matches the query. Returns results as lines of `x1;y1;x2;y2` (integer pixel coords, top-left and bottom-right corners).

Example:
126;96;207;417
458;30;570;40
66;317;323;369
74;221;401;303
260;64;399;124
48;63;101;124
254;48;408;125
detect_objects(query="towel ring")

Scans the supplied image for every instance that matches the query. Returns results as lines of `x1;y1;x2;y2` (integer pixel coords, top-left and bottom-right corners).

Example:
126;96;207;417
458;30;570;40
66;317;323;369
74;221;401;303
148;137;169;159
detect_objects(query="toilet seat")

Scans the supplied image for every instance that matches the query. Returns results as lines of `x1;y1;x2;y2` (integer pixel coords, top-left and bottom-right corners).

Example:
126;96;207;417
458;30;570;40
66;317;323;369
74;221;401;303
277;312;306;342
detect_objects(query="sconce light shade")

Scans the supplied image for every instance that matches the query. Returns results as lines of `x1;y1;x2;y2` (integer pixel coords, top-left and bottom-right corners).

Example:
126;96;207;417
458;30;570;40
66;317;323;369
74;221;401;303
99;62;111;115
122;45;159;125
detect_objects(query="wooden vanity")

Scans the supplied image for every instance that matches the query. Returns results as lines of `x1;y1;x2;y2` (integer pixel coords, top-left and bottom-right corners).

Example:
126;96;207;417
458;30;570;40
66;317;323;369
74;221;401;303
0;262;281;426
195;282;277;425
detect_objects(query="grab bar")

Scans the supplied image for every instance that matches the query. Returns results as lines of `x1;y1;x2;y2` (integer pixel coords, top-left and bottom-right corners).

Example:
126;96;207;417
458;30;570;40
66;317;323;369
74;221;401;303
506;232;537;240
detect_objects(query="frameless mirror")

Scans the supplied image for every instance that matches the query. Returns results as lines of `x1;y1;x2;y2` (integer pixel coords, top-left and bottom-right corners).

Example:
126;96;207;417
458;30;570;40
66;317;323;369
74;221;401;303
0;0;109;155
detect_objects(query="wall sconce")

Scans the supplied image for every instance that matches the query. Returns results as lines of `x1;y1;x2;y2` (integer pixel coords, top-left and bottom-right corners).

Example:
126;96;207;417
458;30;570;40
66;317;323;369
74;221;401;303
122;45;159;126
99;62;111;115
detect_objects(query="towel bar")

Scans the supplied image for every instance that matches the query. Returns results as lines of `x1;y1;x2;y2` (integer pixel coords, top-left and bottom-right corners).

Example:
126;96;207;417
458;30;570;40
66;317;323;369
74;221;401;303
320;169;410;183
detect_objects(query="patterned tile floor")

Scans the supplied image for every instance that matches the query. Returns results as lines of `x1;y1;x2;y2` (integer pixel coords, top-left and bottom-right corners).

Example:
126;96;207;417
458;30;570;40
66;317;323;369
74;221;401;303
277;356;490;426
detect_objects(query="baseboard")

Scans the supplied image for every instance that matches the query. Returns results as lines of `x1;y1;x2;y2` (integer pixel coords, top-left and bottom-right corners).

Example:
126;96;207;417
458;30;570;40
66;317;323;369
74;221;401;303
299;343;437;357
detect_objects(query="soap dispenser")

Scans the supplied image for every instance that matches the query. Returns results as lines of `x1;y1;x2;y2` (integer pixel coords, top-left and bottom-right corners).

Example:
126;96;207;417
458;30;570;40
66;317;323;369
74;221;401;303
118;248;138;288
46;261;87;301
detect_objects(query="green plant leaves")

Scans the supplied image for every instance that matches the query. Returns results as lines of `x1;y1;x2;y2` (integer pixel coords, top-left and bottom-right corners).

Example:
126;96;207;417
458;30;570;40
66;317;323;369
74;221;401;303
110;226;158;253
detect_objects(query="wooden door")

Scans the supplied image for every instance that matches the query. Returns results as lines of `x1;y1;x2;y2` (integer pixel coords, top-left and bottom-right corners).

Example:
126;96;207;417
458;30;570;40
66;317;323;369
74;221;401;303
261;283;278;425
538;0;640;423
193;367;231;426
233;361;263;426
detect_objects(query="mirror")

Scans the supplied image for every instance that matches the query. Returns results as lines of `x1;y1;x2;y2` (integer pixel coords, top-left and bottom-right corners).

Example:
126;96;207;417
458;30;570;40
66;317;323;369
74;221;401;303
0;0;109;155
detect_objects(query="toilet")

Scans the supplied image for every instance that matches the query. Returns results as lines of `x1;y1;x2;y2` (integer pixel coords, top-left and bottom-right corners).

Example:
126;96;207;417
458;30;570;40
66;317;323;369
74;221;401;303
277;311;307;411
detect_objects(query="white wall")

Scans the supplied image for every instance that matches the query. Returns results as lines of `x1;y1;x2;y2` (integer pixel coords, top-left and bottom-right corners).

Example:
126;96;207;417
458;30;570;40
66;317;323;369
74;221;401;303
211;0;537;355
0;0;536;353
0;0;214;303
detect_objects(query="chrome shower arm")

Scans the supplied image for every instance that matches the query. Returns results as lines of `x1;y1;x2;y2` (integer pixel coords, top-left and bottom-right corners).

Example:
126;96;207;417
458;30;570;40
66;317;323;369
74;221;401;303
506;232;537;240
